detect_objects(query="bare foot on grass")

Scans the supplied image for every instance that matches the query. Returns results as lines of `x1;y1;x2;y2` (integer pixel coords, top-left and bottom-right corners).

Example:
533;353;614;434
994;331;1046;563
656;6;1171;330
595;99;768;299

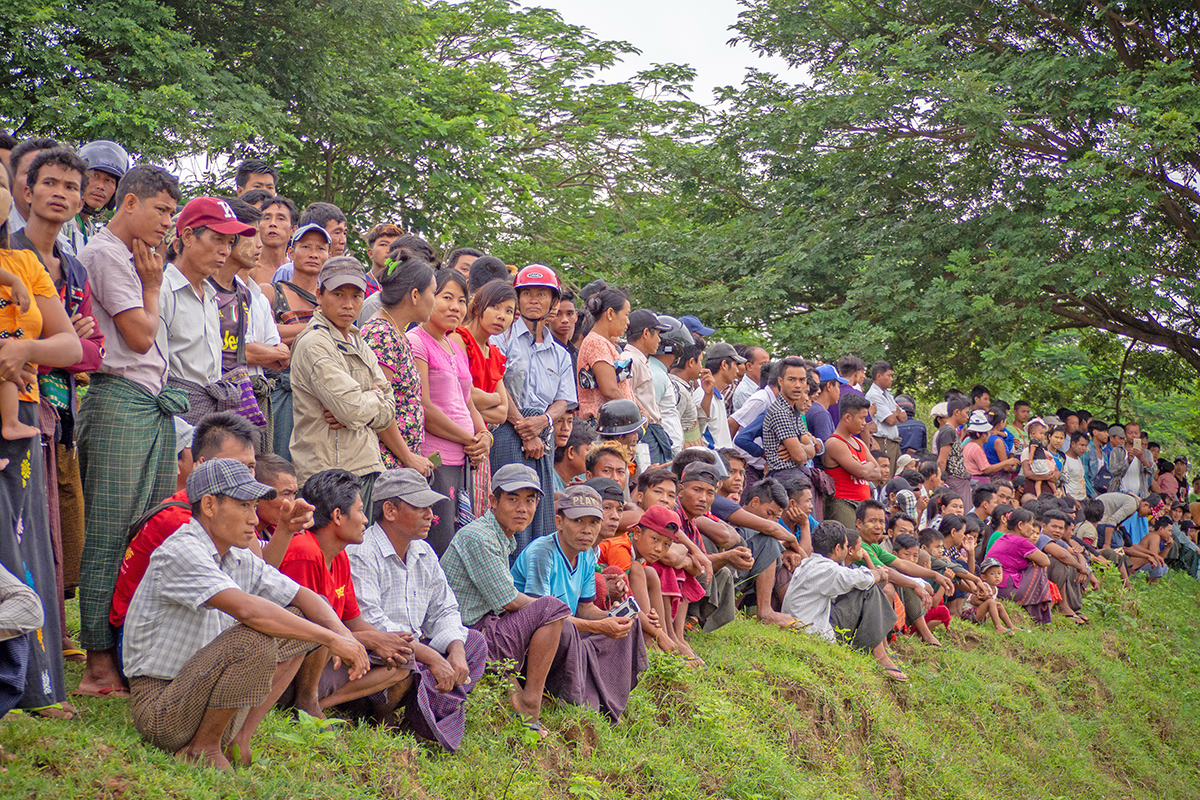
175;744;232;771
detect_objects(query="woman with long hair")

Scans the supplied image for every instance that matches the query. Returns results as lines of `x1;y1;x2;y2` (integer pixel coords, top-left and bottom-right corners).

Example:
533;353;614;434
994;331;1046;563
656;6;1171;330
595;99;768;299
449;278;515;516
575;281;633;421
983;508;1053;624
408;269;490;554
361;254;437;478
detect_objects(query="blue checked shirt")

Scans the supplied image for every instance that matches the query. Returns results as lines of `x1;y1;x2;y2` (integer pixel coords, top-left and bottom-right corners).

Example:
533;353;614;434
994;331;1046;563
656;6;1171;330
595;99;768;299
346;524;469;653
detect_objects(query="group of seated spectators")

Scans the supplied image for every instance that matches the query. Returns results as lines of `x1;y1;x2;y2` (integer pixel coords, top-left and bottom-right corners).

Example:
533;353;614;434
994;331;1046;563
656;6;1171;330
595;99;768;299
0;140;1195;769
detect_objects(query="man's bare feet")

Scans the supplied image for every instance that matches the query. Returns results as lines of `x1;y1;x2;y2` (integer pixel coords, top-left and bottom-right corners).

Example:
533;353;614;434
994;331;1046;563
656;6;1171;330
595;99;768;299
292;695;325;720
508;686;542;729
78;650;127;697
176;744;232;771
225;739;253;767
655;631;678;653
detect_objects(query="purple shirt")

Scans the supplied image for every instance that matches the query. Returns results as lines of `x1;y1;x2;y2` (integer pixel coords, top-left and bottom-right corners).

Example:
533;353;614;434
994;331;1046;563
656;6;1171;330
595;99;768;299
985;534;1036;588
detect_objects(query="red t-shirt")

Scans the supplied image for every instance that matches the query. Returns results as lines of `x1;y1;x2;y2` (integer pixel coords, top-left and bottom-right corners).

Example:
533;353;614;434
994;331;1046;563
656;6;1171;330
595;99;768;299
455;326;507;393
278;531;361;621
110;489;193;628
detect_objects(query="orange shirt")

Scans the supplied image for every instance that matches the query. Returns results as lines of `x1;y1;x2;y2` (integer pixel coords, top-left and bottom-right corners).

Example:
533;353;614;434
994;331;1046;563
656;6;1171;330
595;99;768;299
0;249;57;402
599;536;633;572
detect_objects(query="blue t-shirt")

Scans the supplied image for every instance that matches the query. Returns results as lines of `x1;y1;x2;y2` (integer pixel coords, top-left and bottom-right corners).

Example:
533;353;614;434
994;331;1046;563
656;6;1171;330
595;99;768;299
511;534;597;614
805;403;836;442
1122;513;1148;546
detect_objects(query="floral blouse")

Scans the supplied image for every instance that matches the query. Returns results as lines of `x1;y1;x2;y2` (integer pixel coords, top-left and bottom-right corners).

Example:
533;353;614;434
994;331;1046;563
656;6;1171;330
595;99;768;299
362;317;423;468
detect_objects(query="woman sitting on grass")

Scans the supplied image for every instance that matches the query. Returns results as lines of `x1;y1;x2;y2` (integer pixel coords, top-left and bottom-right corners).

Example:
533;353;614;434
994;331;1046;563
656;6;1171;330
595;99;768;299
983;508;1053;624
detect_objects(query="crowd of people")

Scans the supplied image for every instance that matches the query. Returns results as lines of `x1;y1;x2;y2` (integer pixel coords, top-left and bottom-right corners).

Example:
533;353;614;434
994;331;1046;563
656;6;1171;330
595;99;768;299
0;136;1196;770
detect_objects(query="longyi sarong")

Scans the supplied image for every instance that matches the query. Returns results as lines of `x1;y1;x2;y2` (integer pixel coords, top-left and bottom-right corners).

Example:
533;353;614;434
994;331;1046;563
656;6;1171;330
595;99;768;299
0;403;64;708
490;409;555;554
405;630;487;751
78;375;187;650
998;562;1052;625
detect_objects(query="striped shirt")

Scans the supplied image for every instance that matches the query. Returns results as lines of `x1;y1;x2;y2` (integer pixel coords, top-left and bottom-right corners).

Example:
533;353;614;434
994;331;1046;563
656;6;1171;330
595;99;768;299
122;519;300;680
0;563;44;640
347;524;469;653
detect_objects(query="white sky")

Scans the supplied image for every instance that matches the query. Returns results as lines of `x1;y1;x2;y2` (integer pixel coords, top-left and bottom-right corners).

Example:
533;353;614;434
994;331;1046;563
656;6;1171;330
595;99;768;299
525;0;797;105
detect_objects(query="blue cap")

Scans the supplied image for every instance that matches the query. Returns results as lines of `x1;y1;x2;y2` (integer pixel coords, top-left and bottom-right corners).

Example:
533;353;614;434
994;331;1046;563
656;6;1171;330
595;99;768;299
816;364;849;385
289;222;333;247
679;315;715;337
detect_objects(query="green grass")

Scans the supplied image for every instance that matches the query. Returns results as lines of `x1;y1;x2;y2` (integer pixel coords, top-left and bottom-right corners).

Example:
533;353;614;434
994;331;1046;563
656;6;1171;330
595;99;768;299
4;570;1200;799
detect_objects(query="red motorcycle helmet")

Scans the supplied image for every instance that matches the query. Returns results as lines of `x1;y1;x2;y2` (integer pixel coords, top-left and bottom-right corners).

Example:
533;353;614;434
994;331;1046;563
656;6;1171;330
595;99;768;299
513;263;561;300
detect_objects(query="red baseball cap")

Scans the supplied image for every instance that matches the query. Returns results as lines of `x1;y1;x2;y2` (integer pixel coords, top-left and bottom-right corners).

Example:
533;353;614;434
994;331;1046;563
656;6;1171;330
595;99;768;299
637;505;682;541
176;197;257;238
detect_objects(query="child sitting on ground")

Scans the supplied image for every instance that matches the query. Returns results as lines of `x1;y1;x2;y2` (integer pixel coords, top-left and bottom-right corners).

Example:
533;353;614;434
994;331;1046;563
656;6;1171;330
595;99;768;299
894;533;952;633
970;559;1015;632
585;477;631;611
0;270;38;447
924;519;987;617
628;506;705;662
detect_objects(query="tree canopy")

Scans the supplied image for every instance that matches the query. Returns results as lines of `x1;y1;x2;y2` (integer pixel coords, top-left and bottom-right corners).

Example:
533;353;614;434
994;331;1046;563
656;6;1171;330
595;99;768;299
5;0;1200;430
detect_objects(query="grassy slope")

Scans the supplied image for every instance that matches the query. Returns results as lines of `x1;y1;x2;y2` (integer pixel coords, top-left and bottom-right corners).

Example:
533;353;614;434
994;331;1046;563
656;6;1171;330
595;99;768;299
3;571;1200;800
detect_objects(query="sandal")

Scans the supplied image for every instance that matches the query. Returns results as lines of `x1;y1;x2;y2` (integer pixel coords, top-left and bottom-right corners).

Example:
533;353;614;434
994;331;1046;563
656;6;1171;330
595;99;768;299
510;711;550;740
26;703;78;721
71;685;129;699
882;666;909;682
62;648;86;663
681;655;706;668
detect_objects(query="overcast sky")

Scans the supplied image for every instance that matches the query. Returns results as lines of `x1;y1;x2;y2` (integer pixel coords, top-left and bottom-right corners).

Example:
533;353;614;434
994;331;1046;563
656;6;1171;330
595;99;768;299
525;0;798;104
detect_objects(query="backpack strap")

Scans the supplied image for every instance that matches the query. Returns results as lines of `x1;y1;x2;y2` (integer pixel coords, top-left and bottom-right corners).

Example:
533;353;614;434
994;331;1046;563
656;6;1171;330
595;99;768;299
126;500;191;546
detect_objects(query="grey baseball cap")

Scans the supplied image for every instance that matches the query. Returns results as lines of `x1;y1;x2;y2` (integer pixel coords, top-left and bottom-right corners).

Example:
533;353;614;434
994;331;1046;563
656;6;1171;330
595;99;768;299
490;463;544;495
706;342;746;364
555;485;603;520
373;468;447;508
318;256;368;292
187;458;277;503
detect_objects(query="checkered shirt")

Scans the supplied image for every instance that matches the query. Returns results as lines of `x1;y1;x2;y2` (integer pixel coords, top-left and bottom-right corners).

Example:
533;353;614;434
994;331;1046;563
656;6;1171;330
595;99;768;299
347;524;469;653
122;519;300;680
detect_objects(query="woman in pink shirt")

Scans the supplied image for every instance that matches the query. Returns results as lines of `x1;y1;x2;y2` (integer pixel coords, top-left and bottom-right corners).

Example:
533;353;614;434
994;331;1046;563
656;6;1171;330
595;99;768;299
963;410;1019;485
576;281;633;421
408;270;491;555
984;508;1052;624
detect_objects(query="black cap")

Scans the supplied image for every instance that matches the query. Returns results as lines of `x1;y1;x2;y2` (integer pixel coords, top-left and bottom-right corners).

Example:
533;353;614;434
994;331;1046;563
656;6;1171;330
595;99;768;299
626;309;671;340
583;477;624;504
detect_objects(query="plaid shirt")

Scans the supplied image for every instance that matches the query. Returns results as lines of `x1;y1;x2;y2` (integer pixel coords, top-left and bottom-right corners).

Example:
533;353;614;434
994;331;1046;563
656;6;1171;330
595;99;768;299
122;519;301;680
347;523;469;653
762;395;809;472
439;511;518;626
